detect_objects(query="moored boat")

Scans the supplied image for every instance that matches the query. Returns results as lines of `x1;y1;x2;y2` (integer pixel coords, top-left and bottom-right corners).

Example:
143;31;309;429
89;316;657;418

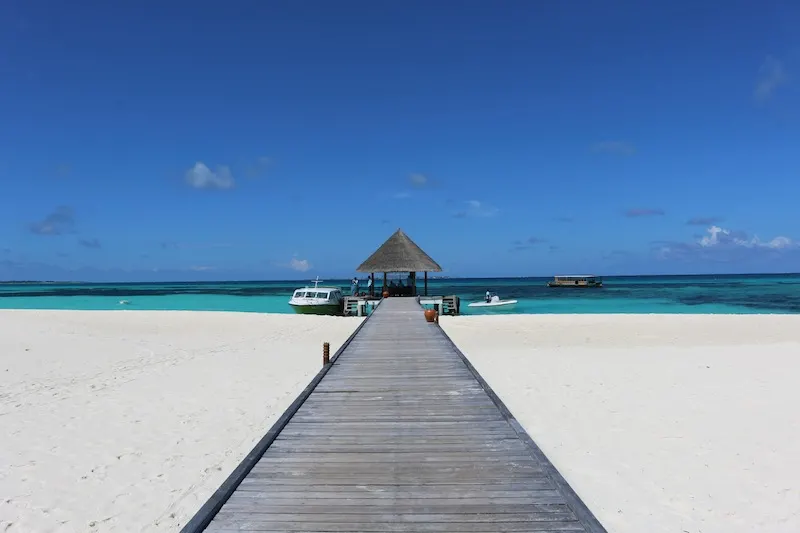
288;277;344;315
547;275;603;288
468;293;518;308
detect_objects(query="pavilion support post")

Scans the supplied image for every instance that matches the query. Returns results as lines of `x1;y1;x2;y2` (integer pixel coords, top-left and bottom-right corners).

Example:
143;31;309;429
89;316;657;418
370;272;374;296
383;272;387;296
424;271;428;296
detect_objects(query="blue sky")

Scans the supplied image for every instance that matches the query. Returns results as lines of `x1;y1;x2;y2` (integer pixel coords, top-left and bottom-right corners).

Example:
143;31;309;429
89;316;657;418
1;0;799;281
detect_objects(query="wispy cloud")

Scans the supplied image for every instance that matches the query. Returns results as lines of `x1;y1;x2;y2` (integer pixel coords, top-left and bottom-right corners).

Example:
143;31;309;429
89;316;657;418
244;156;271;178
687;216;723;226
54;163;71;178
189;265;215;272
185;162;235;189
29;206;75;235
510;236;547;252
290;257;311;272
603;249;632;260
590;141;636;156
625;208;665;218
160;241;233;250
754;55;787;102
78;238;102;249
409;173;429;187
394;173;435;198
453;200;499;219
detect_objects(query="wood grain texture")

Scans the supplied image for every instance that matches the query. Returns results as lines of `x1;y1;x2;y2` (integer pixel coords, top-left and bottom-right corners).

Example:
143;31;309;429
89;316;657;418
193;297;606;533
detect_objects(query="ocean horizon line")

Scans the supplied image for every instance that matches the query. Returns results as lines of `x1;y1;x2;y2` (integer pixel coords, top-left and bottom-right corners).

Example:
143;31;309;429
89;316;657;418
2;271;800;285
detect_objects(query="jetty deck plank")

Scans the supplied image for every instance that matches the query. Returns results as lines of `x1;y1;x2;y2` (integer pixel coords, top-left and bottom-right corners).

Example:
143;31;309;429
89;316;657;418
194;297;605;533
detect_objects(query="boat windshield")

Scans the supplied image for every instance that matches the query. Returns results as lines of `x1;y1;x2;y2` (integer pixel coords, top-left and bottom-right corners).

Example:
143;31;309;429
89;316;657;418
294;288;342;299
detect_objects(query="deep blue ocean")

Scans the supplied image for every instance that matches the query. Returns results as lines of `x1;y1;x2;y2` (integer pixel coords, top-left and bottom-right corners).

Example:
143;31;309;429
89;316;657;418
1;274;799;314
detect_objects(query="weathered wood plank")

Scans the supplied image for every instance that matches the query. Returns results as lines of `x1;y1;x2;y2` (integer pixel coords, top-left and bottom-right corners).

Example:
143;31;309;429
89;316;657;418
205;520;587;532
263;442;528;453
188;297;604;533
230;485;558;496
215;503;572;514
224;495;567;507
210;511;578;522
257;452;534;462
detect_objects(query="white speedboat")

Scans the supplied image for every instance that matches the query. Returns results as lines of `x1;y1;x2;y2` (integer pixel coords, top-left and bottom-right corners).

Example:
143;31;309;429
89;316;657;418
288;277;344;315
468;294;518;308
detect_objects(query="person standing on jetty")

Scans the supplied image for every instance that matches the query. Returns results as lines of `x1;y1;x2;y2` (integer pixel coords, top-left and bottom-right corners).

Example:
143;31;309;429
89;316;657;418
351;277;359;296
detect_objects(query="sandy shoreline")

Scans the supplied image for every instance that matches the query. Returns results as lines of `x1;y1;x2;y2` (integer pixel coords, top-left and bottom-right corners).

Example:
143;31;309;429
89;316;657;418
2;310;799;532
0;310;360;533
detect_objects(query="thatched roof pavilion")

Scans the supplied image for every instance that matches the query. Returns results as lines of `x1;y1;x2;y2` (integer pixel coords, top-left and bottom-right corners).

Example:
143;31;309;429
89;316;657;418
356;229;442;296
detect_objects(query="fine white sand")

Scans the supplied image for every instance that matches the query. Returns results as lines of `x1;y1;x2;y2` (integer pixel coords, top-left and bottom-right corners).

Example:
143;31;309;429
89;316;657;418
442;314;800;533
0;310;360;533
4;311;799;533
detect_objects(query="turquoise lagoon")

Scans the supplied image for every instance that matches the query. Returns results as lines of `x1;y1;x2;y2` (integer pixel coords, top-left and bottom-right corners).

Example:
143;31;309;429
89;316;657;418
1;274;799;314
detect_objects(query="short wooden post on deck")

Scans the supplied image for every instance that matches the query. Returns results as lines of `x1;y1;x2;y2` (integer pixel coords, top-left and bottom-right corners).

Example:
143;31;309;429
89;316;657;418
322;342;330;365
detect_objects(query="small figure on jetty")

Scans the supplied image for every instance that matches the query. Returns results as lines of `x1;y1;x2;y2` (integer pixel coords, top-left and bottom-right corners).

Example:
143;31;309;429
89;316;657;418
485;290;491;303
351;277;359;296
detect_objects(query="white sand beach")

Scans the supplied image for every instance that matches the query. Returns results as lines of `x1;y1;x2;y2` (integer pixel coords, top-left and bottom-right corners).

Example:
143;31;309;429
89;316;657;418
3;310;799;533
0;310;360;533
443;314;800;533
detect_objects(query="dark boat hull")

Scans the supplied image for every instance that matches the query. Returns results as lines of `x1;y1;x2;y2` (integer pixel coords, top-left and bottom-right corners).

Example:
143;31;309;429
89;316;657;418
289;303;342;315
546;282;603;288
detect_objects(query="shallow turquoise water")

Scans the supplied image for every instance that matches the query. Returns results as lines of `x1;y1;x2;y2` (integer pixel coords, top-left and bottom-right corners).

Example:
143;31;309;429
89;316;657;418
1;274;799;314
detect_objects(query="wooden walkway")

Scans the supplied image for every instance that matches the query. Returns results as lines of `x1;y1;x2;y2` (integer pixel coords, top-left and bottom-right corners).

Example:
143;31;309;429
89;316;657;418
184;297;606;533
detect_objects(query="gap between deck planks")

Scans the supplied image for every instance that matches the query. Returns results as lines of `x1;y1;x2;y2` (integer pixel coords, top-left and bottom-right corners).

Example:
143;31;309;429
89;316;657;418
183;297;607;533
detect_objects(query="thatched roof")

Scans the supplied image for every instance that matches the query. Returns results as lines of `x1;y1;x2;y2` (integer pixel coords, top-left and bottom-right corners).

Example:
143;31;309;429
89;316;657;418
356;229;443;273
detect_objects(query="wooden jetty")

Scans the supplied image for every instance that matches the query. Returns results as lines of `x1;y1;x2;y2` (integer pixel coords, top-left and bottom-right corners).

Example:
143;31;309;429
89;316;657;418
183;297;606;533
343;295;461;316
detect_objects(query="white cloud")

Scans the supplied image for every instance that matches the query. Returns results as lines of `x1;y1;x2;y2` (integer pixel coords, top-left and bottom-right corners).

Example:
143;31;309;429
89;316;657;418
290;257;311;272
654;225;797;262
185;162;235;189
699;225;794;249
754;55;787;102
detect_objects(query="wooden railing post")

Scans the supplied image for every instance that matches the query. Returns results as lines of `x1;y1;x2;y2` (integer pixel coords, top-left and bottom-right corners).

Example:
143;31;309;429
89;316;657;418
322;342;330;365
